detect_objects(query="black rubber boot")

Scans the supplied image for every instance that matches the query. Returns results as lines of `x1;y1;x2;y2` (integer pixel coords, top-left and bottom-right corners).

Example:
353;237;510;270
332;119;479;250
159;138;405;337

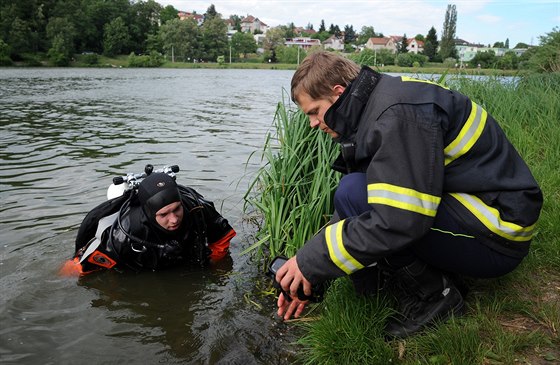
384;260;465;338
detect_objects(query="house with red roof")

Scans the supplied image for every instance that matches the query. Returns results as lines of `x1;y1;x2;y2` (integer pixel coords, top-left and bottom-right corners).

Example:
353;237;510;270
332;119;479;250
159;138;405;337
178;11;204;26
365;37;397;53
241;15;269;34
366;36;424;54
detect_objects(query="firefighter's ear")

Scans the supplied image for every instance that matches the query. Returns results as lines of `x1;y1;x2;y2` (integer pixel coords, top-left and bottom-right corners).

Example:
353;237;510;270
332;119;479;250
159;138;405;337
332;85;345;96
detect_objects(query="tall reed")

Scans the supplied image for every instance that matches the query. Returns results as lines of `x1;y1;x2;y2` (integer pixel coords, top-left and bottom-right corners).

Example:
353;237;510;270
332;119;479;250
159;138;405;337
244;98;340;259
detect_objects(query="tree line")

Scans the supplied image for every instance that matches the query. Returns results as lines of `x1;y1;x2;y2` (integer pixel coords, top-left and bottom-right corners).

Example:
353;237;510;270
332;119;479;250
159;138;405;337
0;0;558;72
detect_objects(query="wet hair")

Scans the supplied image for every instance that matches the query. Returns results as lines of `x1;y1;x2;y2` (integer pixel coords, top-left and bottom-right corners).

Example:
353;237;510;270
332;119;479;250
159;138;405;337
291;51;361;105
137;173;181;219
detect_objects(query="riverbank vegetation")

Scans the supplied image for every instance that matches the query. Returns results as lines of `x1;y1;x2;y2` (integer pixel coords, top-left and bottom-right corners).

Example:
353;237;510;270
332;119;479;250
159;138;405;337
244;73;560;363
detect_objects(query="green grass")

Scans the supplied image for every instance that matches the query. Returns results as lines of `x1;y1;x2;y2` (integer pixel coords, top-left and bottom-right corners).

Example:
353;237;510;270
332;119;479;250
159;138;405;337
245;72;560;364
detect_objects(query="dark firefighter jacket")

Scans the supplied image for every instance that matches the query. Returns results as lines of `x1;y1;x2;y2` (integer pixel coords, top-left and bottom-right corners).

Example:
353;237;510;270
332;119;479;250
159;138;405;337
297;67;543;285
74;185;235;273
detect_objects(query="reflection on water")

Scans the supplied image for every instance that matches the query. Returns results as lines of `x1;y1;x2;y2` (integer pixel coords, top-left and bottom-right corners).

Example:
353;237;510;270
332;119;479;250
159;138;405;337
0;68;299;364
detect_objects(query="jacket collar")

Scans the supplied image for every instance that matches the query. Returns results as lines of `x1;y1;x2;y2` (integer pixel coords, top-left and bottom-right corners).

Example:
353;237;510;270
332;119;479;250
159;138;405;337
324;66;381;142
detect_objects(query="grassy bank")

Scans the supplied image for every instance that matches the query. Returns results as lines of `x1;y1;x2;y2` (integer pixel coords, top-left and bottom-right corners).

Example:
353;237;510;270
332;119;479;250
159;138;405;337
245;73;560;364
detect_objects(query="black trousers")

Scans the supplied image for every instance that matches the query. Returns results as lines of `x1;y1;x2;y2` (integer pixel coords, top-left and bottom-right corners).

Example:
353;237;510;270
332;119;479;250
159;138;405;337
334;173;522;278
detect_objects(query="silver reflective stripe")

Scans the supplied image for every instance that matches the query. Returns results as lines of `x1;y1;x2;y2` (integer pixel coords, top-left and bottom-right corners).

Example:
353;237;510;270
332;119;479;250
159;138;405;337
368;183;440;217
451;193;534;241
445;101;487;165
325;220;364;274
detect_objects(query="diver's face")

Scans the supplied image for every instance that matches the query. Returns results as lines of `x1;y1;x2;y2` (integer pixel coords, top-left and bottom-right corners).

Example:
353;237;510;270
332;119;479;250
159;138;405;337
155;201;184;231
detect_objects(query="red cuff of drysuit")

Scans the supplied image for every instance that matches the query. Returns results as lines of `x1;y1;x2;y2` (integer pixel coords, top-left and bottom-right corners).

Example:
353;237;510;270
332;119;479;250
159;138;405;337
208;228;236;261
59;257;99;277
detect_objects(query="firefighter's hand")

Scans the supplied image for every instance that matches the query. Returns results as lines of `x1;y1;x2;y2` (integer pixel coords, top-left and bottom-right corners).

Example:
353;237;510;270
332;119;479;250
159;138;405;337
277;292;308;320
275;255;312;319
275;255;312;298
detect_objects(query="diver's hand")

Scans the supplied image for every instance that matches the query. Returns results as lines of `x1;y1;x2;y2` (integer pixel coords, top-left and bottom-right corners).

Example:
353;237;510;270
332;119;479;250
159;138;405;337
277;292;308;320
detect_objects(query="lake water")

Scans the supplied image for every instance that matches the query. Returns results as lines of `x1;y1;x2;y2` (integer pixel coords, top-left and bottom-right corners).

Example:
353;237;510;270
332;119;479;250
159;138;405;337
0;68;299;364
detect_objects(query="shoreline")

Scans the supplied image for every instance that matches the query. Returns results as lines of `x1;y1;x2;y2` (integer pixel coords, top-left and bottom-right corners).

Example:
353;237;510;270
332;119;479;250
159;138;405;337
6;59;524;77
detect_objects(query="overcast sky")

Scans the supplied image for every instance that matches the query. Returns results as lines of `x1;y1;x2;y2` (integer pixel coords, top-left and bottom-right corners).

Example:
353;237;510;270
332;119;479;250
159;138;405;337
156;0;559;47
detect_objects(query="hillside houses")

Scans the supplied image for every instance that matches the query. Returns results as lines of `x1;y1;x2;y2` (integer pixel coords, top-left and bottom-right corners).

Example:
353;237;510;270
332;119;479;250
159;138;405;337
365;36;424;54
455;39;528;62
177;10;527;62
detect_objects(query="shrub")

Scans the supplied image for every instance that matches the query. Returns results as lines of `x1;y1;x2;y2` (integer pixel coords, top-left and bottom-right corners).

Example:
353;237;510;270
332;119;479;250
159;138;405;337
127;51;163;67
81;53;99;65
443;57;457;68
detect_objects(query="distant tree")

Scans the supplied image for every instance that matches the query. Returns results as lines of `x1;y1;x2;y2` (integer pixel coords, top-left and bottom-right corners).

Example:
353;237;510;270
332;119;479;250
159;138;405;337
376;48;395;65
146;32;162;53
83;0;130;52
229;15;243;32
439;4;458;59
275;44;306;64
8;18;35;57
505;38;509;49
128;0;162;53
231;31;256;57
493;41;505;48
0;39;12;65
286;22;296;38
319;19;326;32
201;15;228;61
396;52;428;67
344;24;356;44
262;26;286;62
160;5;178;24
514;42;530;49
399;33;408;53
46;17;76;65
496;50;518;69
306;23;314;31
310;31;332;42
527;27;560;72
204;4;219;21
103;16;130;56
357;26;376;45
469;50;497;68
329;24;341;37
159;18;200;62
423;26;439;61
351;48;395;66
517;47;536;69
415;34;425;42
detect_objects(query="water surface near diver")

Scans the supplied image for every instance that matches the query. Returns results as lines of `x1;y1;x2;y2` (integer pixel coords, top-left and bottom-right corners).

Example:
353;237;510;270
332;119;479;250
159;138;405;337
0;68;298;364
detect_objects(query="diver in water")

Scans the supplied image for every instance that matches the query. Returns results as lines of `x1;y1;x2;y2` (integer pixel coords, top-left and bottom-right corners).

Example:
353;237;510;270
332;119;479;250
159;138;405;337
62;170;235;275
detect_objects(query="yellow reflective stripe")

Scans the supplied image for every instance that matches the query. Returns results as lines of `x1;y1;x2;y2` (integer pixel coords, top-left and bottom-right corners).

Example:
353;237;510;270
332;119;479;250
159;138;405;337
450;193;535;241
444;101;487;165
368;183;441;217
400;76;450;89
325;220;364;274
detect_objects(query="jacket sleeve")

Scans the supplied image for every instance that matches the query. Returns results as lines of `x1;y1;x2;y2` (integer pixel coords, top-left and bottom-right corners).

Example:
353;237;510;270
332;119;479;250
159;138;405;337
200;198;236;261
297;103;446;284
